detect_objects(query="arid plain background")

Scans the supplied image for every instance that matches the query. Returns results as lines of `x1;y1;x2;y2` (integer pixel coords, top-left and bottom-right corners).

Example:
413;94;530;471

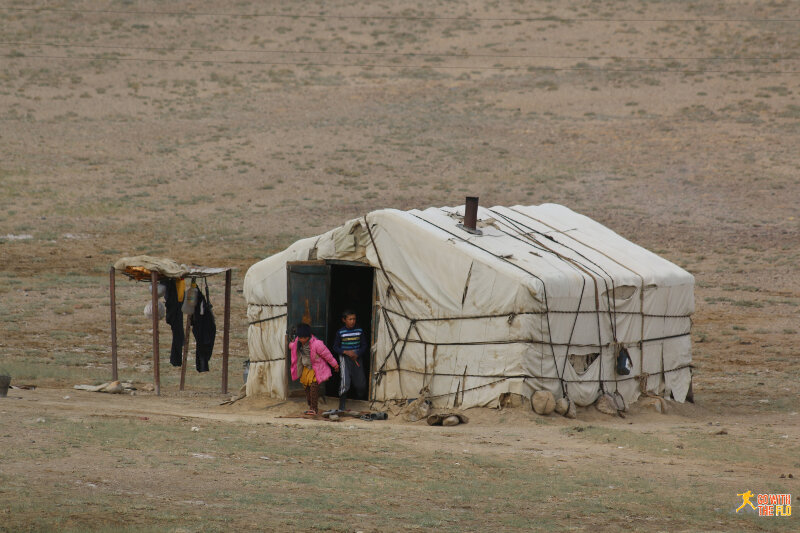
1;1;798;531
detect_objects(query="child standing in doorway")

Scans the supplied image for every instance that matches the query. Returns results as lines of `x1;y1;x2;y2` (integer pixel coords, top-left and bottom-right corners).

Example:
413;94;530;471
290;323;339;416
333;310;368;411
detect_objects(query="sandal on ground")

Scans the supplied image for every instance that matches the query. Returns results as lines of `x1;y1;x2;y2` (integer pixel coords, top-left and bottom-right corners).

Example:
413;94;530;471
304;409;317;416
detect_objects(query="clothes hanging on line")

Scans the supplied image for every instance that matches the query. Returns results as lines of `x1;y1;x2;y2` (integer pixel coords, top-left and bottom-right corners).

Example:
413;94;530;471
163;279;184;367
192;281;216;372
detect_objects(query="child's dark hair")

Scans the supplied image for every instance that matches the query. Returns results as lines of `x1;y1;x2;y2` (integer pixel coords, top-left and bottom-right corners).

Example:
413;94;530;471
296;323;311;338
341;309;356;320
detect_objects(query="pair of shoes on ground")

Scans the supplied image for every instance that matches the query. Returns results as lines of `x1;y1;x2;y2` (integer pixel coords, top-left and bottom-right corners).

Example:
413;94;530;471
359;412;388;421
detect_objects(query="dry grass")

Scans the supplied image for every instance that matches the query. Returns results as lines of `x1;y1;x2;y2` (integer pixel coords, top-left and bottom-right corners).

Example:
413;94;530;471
1;0;799;530
2;403;796;532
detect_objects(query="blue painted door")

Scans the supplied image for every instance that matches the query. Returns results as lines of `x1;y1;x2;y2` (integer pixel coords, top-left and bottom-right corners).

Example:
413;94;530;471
286;261;331;341
286;262;330;392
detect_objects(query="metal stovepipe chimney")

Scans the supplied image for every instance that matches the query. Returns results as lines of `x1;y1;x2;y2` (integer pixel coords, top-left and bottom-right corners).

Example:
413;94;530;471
458;196;482;235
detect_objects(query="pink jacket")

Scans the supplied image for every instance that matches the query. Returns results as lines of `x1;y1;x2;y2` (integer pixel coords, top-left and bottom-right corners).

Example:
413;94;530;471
290;335;339;384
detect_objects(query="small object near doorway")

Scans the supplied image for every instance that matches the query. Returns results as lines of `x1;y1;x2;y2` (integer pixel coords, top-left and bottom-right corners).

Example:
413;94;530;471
286;260;374;401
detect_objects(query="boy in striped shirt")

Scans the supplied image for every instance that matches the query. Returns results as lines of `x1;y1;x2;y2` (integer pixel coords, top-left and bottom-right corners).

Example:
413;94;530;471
333;309;367;411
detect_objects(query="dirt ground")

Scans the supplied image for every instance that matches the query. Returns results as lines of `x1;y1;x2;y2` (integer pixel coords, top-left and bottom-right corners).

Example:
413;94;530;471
0;0;798;531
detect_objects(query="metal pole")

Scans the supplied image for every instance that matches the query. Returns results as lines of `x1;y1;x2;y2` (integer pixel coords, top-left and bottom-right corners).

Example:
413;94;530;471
222;269;231;394
150;271;161;396
110;267;118;382
179;317;191;391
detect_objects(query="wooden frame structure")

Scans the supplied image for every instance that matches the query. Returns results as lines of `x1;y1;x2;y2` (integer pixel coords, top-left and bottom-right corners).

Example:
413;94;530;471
109;266;233;395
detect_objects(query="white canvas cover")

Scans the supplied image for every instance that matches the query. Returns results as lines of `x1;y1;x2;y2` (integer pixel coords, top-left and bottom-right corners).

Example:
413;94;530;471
243;204;694;409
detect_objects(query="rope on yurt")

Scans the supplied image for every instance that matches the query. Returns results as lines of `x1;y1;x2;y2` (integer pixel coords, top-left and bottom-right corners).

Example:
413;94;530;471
383;308;542;320
384;362;694;404
501;208;624;309
382;306;402;343
481;211;596;397
427;378;508;401
502;207;658;394
408;212;563;395
489;208;620;336
363;215;405;315
640;279;646;386
395;330;689;348
380;363;691;383
461;261;473;306
423;344;428;389
384;320;417;398
460;365;468;407
379;306;689;320
249;313;287;325
488;218;600;396
487;209;618;394
559;277;587;398
492;207;670;394
364;214;407;387
373;307;413;387
489;213;619;312
363;214;426;393
395;321;416;368
247;303;288;325
374;307;401;385
488;209;616;386
359;210;689;404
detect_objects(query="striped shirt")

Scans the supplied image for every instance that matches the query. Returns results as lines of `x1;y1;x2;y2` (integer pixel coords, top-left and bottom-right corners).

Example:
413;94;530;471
336;327;364;357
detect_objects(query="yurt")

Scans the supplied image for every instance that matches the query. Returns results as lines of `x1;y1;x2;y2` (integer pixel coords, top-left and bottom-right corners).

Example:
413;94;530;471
243;201;694;409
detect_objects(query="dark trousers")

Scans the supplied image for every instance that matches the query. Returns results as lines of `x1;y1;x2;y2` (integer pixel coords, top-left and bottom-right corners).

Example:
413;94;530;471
338;356;367;409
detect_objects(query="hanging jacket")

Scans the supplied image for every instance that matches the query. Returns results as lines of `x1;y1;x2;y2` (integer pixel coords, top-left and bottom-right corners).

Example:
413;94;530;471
191;285;216;372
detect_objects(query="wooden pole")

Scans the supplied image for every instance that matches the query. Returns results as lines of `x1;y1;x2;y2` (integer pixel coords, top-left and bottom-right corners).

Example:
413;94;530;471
368;269;378;403
179;317;191;391
150;271;161;396
110;267;118;382
222;269;231;394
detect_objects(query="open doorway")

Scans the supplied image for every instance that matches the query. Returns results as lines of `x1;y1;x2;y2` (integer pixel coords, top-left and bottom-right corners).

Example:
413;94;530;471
285;260;374;400
324;262;374;401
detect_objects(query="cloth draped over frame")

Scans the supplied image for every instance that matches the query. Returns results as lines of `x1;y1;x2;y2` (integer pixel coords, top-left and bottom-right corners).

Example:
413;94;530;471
114;256;228;281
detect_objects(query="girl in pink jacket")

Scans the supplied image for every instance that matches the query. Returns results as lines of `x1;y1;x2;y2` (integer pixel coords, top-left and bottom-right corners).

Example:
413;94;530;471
290;323;339;415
